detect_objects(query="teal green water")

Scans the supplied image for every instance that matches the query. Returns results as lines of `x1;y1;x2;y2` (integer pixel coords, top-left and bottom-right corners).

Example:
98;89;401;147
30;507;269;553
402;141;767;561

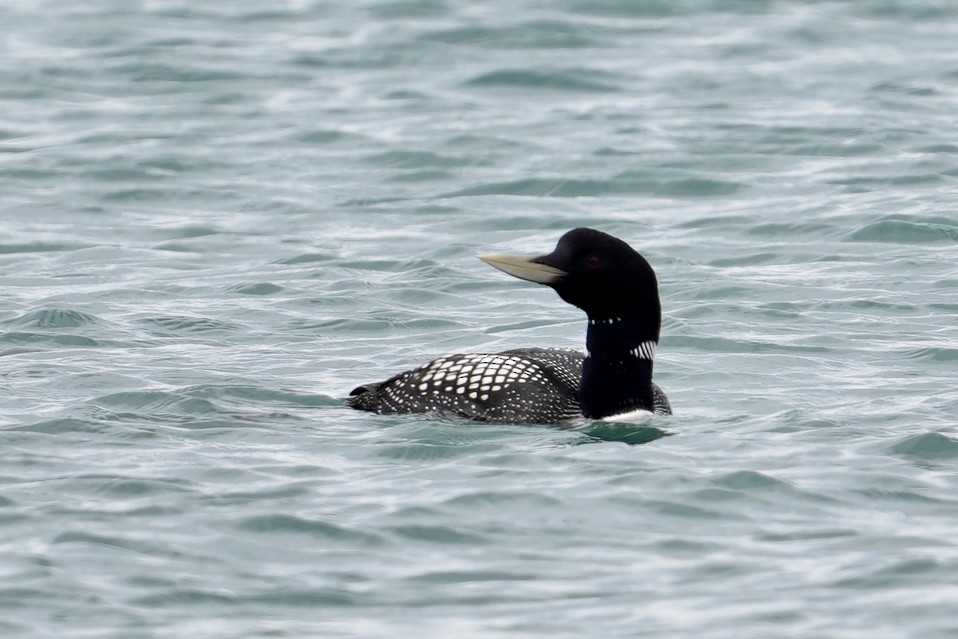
2;1;958;637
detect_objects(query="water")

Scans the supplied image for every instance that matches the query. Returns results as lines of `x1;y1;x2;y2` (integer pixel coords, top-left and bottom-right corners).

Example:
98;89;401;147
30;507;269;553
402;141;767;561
2;0;957;637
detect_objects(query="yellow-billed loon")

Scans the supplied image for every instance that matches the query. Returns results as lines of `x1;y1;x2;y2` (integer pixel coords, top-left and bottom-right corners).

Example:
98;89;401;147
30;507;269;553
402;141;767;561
347;228;671;423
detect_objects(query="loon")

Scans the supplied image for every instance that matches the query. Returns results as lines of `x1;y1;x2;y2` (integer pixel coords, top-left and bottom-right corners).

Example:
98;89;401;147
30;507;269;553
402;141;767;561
347;228;671;423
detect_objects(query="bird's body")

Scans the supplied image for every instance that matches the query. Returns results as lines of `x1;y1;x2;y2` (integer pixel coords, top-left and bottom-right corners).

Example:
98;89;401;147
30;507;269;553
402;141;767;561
348;347;671;424
347;228;671;424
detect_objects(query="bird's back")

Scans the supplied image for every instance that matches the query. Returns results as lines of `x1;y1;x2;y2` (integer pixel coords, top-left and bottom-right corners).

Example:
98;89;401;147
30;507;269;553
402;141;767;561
348;348;583;423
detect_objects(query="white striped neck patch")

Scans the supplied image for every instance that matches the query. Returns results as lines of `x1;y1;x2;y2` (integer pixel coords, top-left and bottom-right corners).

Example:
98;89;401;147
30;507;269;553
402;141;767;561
629;340;657;360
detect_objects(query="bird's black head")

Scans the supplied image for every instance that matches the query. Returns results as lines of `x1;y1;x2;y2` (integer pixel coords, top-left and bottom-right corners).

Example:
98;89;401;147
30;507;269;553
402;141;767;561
533;228;660;323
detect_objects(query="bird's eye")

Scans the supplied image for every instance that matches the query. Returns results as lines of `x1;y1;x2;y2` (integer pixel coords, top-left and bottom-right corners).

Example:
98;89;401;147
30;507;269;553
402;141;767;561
585;255;601;269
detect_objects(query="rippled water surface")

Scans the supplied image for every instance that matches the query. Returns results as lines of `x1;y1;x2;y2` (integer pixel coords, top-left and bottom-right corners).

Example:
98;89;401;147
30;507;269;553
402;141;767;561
2;1;957;637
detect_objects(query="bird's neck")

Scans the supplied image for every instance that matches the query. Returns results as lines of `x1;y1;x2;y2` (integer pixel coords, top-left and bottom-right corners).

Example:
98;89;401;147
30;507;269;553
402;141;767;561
579;315;658;419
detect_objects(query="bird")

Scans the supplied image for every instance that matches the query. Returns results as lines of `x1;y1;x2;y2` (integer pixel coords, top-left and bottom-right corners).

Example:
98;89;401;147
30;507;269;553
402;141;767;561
347;227;671;423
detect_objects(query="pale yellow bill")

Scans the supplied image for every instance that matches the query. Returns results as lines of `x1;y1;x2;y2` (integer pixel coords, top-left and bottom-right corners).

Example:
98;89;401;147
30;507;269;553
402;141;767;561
477;253;566;284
